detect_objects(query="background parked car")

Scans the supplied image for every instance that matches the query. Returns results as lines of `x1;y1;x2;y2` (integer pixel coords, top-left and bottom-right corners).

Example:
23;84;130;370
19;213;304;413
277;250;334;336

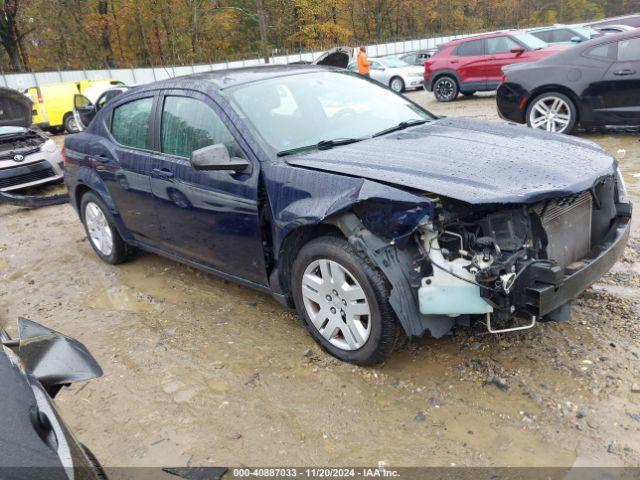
497;30;640;133
74;85;131;131
0;318;104;480
0;86;64;192
397;49;438;65
348;56;424;92
585;13;640;29
423;31;567;101
527;25;600;44
25;79;123;134
592;24;636;34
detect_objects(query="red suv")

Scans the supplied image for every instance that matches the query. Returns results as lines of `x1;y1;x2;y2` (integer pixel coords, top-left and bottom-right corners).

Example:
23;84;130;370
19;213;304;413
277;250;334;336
424;31;567;101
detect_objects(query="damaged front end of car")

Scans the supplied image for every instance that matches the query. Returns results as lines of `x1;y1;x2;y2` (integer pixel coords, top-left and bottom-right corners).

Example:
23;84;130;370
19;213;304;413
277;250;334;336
326;170;631;338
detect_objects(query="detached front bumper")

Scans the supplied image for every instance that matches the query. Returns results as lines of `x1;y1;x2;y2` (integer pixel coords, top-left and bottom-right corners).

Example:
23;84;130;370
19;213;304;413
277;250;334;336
516;205;631;318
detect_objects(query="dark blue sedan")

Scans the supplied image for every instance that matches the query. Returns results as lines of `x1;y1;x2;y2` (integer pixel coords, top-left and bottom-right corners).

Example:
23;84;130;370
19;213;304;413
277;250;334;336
64;66;630;364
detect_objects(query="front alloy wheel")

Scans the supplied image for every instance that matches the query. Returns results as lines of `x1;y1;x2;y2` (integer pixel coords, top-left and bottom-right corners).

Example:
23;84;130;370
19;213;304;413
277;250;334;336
390;77;405;93
301;259;371;350
527;93;576;134
291;236;398;365
80;191;130;264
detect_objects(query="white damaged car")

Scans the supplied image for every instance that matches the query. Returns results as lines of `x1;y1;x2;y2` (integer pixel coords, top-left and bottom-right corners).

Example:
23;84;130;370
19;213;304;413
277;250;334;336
0;87;64;192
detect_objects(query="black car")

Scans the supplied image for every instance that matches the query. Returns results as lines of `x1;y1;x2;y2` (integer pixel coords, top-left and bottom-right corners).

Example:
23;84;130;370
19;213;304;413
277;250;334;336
0;318;104;479
497;30;640;133
64;65;630;364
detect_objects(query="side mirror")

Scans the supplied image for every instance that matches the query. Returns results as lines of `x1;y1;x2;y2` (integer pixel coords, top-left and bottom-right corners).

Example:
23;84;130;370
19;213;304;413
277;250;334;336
510;47;526;55
1;317;103;397
190;144;250;173
571;36;582;43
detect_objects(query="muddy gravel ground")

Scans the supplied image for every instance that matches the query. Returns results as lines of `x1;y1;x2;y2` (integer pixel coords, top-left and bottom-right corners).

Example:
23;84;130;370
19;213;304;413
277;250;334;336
1;92;639;469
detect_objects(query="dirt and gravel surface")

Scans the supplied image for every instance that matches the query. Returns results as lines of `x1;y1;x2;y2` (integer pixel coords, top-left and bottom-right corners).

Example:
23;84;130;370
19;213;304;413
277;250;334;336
1;92;639;469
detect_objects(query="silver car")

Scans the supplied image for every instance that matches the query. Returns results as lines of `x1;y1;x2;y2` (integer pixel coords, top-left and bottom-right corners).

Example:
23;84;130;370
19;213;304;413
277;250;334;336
0;87;64;192
348;57;425;93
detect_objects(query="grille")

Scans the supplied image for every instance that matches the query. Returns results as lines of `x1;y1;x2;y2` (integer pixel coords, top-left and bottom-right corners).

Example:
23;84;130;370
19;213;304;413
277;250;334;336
537;191;592;268
0;160;55;189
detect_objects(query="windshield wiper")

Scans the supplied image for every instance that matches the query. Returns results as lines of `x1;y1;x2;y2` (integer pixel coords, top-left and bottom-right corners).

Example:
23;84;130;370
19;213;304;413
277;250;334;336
277;137;363;157
372;119;429;138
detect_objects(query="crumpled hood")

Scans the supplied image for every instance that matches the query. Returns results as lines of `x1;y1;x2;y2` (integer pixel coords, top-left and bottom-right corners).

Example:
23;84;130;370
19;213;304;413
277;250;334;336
0;87;32;128
286;117;616;204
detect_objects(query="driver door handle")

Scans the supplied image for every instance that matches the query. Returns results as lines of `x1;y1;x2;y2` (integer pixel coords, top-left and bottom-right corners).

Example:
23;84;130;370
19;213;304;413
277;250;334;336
614;69;636;76
152;168;174;179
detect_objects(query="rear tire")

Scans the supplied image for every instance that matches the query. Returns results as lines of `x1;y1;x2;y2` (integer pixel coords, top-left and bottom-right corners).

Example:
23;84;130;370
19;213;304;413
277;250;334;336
291;236;398;365
80;191;130;264
64;113;80;134
526;92;577;134
433;76;459;102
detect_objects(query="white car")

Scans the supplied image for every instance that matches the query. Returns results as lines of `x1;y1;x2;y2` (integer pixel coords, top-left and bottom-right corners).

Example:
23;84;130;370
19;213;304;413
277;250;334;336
347;56;425;93
0;87;64;192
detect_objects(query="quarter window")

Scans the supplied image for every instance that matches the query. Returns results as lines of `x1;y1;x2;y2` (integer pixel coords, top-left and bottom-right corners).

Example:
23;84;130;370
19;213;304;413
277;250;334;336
161;96;243;159
618;38;640;61
487;36;521;54
111;97;153;149
456;39;484;56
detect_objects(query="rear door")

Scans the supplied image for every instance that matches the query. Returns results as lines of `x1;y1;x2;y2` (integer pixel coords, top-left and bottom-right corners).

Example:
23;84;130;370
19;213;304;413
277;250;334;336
96;94;162;241
369;60;389;84
451;39;487;90
484;35;527;88
600;37;640;124
149;90;268;285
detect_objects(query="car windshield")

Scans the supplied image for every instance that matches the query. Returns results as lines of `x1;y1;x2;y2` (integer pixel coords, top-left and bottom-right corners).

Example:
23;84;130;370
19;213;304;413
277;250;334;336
574;26;599;38
380;57;409;68
0;126;27;136
227;71;432;155
513;32;549;50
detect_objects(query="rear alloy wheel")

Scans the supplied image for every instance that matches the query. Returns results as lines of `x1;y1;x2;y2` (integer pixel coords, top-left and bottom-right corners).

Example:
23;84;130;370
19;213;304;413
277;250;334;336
389;77;405;93
81;192;130;264
526;92;576;134
64;114;80;134
433;76;459;102
291;236;398;365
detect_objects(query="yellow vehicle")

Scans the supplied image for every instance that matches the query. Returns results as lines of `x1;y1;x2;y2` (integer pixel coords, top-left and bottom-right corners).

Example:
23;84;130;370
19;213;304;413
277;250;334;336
25;79;123;133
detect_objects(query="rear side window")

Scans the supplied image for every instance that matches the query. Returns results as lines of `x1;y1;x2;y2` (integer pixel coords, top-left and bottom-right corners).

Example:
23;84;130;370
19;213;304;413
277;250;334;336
111;97;153;149
618;38;640;61
161;96;243;159
456;39;484;56
586;43;617;60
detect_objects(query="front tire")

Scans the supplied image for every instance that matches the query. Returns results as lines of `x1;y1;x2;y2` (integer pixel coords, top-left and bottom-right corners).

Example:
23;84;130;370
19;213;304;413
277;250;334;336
80;191;130;264
433;76;459;102
291;236;398;365
389;76;405;93
526;92;576;134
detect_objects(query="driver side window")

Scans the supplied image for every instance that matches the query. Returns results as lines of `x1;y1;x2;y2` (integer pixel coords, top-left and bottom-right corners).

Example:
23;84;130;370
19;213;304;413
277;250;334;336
161;96;244;159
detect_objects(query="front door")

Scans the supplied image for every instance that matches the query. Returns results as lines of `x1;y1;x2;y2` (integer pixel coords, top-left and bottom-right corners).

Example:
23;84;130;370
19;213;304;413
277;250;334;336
149;91;268;286
600;37;640;124
484;36;528;88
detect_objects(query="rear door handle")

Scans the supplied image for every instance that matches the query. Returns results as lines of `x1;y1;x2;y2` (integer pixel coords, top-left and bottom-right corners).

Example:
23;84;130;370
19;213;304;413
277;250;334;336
614;69;636;76
90;154;109;163
152;168;174;179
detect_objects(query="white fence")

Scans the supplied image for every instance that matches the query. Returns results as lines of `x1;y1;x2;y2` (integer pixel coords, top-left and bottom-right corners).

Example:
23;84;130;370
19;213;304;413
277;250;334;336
0;32;474;91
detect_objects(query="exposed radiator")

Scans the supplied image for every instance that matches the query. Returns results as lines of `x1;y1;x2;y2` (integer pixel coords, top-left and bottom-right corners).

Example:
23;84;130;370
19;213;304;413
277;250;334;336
537;191;592;268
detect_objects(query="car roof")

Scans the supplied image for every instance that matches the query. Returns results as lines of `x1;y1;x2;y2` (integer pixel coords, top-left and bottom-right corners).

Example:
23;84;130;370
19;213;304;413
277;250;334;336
142;64;335;91
444;30;522;45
